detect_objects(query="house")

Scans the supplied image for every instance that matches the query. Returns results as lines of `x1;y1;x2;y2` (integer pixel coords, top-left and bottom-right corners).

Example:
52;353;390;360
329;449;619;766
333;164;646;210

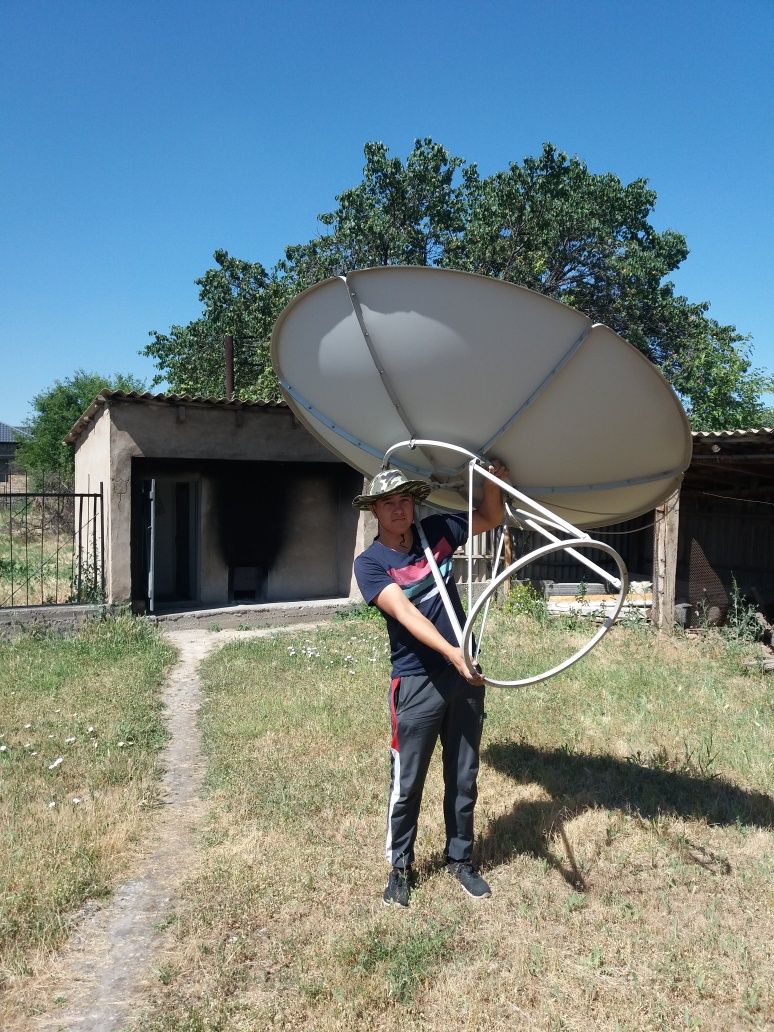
0;421;23;483
66;391;366;612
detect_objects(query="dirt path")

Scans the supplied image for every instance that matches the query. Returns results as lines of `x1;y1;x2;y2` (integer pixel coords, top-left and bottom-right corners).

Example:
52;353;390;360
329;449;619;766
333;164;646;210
9;624;318;1032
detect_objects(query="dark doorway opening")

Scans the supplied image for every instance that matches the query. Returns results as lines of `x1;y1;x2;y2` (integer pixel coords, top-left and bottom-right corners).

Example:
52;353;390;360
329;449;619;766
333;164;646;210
132;475;199;612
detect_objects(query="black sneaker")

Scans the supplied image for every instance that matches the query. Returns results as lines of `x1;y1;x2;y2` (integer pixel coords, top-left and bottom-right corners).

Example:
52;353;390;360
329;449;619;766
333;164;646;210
447;861;491;899
383;866;412;907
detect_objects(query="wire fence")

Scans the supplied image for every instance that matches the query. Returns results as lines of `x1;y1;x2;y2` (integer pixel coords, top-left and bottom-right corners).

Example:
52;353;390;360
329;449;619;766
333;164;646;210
0;472;104;607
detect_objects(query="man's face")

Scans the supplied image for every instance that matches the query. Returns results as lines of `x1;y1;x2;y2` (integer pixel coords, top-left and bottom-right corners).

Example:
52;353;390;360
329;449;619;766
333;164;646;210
371;493;414;535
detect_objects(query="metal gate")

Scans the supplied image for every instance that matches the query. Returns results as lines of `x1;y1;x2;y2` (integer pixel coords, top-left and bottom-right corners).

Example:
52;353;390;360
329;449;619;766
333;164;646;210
0;473;104;607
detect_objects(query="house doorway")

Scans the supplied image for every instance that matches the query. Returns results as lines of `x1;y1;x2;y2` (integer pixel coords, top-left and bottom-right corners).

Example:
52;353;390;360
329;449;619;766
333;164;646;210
131;457;361;611
137;477;199;612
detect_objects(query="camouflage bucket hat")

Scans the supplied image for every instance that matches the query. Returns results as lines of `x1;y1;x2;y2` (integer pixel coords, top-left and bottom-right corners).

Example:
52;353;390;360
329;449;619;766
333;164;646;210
352;468;432;510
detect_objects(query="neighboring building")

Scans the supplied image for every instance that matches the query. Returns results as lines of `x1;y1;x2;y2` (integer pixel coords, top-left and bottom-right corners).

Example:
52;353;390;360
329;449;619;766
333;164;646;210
678;428;774;620
520;427;774;622
66;391;365;611
0;421;23;482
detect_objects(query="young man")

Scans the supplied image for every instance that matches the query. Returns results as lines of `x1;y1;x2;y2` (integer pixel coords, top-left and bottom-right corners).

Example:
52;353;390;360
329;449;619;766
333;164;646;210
353;462;509;907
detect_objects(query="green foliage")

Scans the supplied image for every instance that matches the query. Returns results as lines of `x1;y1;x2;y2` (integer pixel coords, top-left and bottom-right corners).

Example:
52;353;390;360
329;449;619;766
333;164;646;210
661;312;774;430
144;139;772;429
144;249;290;402
17;369;146;481
502;580;548;621
282;138;469;281
348;919;455;1003
334;600;382;623
723;578;764;644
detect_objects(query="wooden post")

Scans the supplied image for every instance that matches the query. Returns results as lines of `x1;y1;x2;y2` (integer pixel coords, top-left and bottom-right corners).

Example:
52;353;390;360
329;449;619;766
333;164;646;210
651;488;680;632
224;334;234;400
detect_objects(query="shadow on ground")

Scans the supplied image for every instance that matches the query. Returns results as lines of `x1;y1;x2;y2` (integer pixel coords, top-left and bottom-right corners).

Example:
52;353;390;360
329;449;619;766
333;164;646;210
477;740;774;889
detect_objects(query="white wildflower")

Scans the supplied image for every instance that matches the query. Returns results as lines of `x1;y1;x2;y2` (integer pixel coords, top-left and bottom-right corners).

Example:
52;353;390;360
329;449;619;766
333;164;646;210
65;736;76;745
118;741;125;747
71;797;82;805
87;726;95;733
24;723;32;730
0;745;7;752
48;800;56;809
48;757;64;770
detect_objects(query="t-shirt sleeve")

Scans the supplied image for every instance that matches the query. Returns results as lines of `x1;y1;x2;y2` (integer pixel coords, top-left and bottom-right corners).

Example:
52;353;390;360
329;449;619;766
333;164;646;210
354;552;393;606
443;512;469;550
422;512;469;551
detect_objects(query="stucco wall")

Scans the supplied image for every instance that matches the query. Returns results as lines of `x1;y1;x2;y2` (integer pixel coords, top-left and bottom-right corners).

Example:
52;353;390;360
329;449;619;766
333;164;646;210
73;408;114;596
72;399;365;606
110;400;337;464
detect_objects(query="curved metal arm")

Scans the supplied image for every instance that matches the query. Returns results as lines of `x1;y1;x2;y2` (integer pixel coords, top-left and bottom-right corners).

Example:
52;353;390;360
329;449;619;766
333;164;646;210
462;538;629;688
379;438;630;688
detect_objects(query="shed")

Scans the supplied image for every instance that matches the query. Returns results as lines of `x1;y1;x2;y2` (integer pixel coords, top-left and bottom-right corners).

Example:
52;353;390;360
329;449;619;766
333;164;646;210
515;428;774;624
66;391;366;612
677;428;774;621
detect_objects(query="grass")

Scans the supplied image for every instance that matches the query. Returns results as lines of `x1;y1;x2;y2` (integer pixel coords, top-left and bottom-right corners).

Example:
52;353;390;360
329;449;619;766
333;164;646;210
128;613;772;1031
0;615;175;985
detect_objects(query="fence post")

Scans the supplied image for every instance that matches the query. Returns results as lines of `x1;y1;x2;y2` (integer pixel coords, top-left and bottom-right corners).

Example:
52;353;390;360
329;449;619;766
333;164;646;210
77;495;84;603
99;482;105;601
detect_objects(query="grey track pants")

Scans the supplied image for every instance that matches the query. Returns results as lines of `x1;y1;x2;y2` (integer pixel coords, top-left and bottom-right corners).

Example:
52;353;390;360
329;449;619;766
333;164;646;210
385;664;485;870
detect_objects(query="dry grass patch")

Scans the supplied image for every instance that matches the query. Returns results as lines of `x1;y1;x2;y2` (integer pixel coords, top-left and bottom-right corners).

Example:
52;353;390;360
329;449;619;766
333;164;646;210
0;505;79;607
135;615;772;1031
0;615;175;988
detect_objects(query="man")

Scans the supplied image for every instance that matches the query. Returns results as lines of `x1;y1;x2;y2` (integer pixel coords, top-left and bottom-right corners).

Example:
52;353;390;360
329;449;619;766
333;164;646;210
353;462;509;907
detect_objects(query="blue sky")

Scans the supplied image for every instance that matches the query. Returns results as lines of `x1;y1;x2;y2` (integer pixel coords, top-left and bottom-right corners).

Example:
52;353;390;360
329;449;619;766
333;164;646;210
1;0;772;428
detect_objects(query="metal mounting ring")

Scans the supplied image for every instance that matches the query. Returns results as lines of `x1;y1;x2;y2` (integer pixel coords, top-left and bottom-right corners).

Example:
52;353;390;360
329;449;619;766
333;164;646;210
462;538;629;688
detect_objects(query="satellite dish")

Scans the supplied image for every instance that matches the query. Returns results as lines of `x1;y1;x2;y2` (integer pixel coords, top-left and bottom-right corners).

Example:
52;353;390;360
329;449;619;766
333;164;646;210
271;266;691;528
271;266;692;687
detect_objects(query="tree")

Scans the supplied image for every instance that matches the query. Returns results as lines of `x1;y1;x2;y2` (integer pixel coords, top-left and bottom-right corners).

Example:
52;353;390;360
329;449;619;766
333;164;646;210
659;308;772;429
449;144;772;428
145;140;772;429
281;138;470;284
17;370;146;480
144;250;291;402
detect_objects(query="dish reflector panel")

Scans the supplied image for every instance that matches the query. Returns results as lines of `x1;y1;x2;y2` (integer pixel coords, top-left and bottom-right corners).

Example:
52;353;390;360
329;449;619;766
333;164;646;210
271;267;692;527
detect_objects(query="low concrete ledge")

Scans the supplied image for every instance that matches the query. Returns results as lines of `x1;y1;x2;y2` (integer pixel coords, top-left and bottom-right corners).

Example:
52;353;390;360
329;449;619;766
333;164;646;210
0;603;107;639
146;597;355;631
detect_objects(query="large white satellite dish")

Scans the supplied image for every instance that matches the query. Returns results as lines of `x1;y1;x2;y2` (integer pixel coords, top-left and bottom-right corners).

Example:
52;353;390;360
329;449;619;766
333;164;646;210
271;266;692;686
271;266;691;528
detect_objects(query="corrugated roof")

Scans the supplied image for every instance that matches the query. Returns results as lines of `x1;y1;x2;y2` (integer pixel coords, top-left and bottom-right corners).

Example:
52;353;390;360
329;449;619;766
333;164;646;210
64;389;774;451
65;389;286;444
0;421;23;444
692;427;774;439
